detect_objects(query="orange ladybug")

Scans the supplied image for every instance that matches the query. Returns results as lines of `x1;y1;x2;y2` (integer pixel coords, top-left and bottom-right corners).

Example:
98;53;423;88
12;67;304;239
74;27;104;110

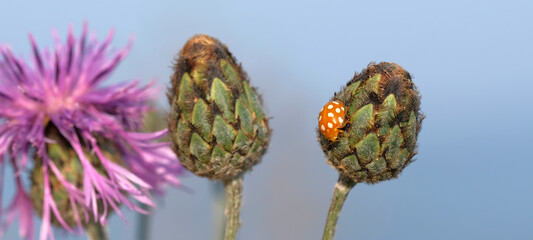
319;100;347;141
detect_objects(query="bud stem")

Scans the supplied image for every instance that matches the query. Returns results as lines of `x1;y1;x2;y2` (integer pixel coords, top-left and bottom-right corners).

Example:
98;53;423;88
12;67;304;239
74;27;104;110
322;174;356;240
136;203;152;240
223;176;243;240
212;181;227;240
86;222;109;240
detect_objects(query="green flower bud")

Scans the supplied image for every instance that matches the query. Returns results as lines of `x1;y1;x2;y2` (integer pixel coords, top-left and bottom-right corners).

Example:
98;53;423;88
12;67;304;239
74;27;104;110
30;125;118;227
168;34;271;180
318;62;424;183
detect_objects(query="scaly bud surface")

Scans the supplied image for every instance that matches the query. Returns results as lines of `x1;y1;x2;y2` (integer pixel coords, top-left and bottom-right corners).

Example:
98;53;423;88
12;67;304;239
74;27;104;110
168;34;270;180
318;62;423;183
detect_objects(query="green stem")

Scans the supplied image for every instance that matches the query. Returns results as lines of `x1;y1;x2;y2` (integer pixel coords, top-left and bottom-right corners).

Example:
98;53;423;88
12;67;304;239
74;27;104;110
212;181;227;240
86;222;109;240
136;203;152;240
223;176;243;240
322;174;356;240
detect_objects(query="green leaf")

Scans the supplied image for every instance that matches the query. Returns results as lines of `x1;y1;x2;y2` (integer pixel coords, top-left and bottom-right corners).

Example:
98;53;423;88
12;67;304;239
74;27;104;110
348;74;381;113
47;143;84;184
367;157;387;175
378;124;390;137
191;99;212;141
231;152;243;165
211;145;231;170
349;104;374;147
364;74;381;93
249;138;263;154
383;125;404;164
169;100;180;122
349;88;367;115
355;171;368;180
177;73;195;121
220;59;243;92
347;81;361;95
48;144;69;161
238;93;249;108
341;155;361;172
396;149;409;169
355;133;380;165
190;133;211;163
235;98;253;135
194;161;208;171
175;117;191;149
399;89;417;107
350;104;374;128
232;131;252;152
330;137;351;160
377;94;397;124
210;77;235;123
243;81;265;121
52;188;69;202
402;111;418;148
191;65;209;91
256;120;269;143
212;116;237;151
337;81;361;101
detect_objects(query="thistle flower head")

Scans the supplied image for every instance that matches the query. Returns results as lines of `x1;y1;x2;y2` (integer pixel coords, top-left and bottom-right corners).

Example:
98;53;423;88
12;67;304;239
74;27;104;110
168;34;271;180
318;62;423;183
0;23;183;239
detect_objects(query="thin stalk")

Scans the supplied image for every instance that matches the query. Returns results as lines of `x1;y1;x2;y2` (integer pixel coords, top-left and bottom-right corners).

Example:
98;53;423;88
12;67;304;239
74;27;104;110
136;203;152;240
212;181;227;240
322;174;356;240
223;176;243;240
86;222;109;240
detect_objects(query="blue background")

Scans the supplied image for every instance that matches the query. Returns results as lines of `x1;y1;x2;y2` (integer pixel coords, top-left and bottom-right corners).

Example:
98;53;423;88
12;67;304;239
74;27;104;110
1;0;532;239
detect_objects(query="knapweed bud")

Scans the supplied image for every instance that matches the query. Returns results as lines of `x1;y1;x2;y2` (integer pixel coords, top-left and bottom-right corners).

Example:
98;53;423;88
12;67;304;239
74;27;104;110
318;62;423;183
168;34;270;180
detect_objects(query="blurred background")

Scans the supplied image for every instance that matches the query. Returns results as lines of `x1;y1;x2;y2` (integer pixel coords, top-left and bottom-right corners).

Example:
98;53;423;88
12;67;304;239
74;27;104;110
1;0;533;239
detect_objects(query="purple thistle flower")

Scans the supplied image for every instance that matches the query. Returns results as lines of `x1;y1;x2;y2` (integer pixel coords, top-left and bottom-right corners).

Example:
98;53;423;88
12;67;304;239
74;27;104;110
0;23;183;240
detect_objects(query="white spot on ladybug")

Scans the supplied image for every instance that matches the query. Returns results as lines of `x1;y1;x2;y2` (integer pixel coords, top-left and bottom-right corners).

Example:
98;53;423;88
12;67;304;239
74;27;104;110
327;122;333;128
341;106;345;111
335;108;340;113
333;101;339;105
333;118;337;124
319;115;322;121
339;117;343;123
321;125;325;131
327;112;334;117
327;104;333;109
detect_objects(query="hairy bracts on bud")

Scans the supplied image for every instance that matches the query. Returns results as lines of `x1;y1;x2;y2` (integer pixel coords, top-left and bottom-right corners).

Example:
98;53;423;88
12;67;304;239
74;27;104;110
30;125;119;227
319;62;424;184
168;34;270;180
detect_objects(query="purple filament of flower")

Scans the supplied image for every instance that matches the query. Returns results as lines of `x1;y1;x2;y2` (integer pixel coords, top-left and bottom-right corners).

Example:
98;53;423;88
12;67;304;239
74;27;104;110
0;23;183;240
